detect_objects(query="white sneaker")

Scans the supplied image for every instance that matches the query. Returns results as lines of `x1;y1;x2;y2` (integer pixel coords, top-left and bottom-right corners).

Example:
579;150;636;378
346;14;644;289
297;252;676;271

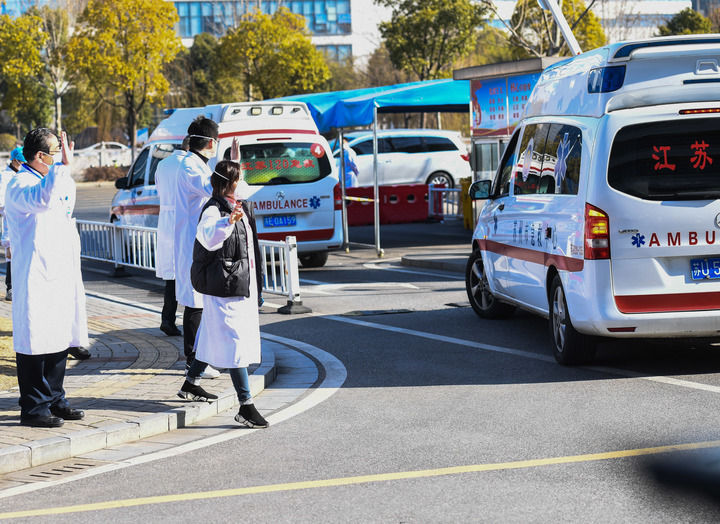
199;365;221;379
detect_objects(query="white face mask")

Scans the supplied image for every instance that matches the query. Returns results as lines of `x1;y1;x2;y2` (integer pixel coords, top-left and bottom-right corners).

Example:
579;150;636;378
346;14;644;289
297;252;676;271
234;180;252;201
39;151;61;167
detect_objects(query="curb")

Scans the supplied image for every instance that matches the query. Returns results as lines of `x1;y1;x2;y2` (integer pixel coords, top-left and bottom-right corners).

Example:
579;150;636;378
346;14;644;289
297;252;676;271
0;344;277;476
400;253;468;274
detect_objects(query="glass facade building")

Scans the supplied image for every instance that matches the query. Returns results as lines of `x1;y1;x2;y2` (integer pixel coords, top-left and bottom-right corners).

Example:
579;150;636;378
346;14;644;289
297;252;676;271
173;1;352;39
1;0;50;16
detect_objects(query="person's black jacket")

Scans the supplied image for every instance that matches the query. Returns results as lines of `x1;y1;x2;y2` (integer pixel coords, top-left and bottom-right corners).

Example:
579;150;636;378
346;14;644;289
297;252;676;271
191;196;263;303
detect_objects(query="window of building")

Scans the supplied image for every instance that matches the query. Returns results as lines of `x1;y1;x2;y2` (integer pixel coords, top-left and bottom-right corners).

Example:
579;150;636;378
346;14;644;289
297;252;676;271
318;44;352;63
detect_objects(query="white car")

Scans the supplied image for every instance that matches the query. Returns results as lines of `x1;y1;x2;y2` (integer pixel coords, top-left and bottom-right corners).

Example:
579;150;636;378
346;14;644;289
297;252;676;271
336;129;471;187
75;141;131;167
466;35;720;365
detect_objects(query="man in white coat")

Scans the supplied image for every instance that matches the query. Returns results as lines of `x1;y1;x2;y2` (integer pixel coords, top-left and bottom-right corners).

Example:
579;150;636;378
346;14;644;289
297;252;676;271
6;129;88;428
173;116;220;377
155;137;190;337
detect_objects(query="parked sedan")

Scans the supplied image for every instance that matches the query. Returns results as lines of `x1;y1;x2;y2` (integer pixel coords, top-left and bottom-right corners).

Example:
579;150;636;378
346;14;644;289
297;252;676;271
75;141;132;167
334;129;471;187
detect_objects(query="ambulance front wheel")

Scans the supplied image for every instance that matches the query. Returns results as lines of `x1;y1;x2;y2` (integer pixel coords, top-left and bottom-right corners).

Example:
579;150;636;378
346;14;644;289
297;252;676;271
465;250;514;319
549;275;596;365
299;251;329;268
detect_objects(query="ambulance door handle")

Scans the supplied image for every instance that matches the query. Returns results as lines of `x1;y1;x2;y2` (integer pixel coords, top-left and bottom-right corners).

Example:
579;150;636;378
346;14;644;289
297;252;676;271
136;190;143;195
545;227;552;238
498;203;504;211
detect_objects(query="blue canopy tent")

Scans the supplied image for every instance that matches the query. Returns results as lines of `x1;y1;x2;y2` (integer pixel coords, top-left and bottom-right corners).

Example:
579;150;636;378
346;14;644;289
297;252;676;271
273;79;471;254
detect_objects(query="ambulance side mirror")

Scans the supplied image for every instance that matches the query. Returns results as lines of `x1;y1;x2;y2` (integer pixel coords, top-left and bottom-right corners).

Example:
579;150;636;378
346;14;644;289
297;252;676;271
115;176;128;189
469;179;492;200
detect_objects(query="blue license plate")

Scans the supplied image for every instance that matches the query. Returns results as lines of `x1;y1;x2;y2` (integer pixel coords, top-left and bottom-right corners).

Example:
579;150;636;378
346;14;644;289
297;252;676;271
691;258;720;280
263;214;297;228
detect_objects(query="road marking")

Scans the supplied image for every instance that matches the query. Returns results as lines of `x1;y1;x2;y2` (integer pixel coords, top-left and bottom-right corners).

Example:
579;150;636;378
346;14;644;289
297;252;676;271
323;314;720;395
363;261;465;280
2;439;719;519
300;279;420;293
0;315;346;502
325;314;556;363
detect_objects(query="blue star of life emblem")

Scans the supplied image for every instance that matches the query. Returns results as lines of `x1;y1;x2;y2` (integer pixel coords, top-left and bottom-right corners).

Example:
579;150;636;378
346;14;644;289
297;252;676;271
309;196;321;209
631;233;645;247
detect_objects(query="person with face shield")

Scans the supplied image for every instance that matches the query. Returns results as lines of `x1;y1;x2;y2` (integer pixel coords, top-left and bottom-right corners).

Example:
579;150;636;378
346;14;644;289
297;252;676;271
0;146;26;301
179;160;267;427
172;116;221;380
5;129;88;427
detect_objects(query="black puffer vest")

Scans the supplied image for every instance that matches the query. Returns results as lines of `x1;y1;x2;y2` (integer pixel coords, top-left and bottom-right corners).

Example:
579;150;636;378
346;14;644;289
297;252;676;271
190;197;262;299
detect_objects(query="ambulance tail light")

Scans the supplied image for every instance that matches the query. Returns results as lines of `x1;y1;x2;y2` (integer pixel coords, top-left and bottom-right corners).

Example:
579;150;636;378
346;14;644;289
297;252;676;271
334;183;342;210
584;203;610;260
460;153;470;162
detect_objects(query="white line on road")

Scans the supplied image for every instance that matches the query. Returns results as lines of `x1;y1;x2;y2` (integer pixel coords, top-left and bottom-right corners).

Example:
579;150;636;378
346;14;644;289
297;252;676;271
363;261;465;281
0;334;347;500
322;314;720;395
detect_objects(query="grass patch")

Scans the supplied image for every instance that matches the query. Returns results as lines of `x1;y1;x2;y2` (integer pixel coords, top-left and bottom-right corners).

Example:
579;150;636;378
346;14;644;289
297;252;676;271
0;316;15;391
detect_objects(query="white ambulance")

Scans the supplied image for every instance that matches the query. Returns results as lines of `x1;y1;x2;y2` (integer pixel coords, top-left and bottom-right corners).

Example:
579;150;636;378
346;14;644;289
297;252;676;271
466;35;720;364
111;102;343;267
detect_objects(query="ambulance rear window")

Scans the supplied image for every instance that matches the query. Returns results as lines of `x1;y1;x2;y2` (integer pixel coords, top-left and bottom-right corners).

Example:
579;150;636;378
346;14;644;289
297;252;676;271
231;142;332;185
608;118;720;200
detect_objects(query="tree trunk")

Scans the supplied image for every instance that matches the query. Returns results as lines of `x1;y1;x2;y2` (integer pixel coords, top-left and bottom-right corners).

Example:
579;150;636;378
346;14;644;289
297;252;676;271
127;91;137;164
54;90;62;133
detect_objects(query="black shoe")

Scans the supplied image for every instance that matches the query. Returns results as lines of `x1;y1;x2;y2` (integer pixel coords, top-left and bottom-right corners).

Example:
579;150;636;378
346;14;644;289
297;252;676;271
68;347;91;360
4;289;11;301
235;403;269;428
160;323;182;336
177;380;217;402
20;414;64;428
50;405;85;420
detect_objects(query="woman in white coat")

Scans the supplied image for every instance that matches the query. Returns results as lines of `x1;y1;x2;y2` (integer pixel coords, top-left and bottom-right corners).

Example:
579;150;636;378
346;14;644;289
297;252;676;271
5;129;88;427
177;160;268;428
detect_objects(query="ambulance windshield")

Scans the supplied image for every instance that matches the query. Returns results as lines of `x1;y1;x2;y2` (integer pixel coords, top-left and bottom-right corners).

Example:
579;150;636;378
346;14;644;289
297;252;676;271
224;142;332;186
608;118;720;201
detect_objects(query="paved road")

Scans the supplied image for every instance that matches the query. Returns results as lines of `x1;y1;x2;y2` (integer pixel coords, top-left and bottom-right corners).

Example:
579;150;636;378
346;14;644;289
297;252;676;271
1;187;720;521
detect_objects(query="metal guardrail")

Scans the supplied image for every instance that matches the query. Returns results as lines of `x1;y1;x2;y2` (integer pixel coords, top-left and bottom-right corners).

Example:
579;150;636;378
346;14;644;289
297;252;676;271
75;220;308;314
428;185;463;220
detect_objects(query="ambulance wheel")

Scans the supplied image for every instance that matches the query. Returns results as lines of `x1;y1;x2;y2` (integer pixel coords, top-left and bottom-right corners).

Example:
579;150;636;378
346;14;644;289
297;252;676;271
465;250;514;319
426;171;453;188
299;251;329;268
549;275;596;365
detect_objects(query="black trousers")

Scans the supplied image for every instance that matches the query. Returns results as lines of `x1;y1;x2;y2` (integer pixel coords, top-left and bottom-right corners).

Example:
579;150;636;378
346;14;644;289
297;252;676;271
5;260;10;291
16;349;69;417
183;306;202;362
161;279;177;326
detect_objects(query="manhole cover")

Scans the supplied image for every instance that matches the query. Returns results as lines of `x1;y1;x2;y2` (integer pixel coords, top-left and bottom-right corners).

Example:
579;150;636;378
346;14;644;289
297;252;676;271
5;458;108;483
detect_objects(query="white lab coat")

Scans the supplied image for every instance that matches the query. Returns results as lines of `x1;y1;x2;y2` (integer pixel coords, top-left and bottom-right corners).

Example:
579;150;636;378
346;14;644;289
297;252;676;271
173;152;212;308
5;163;88;355
0;165;16;248
194;206;261;369
155;150;190;280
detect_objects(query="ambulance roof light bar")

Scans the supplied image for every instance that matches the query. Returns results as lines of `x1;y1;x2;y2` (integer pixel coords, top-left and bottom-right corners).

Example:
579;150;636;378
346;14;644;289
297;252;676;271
537;0;582;56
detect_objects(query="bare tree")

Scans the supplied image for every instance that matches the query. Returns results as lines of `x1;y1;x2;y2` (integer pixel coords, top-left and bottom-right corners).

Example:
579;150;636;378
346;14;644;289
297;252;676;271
480;0;603;57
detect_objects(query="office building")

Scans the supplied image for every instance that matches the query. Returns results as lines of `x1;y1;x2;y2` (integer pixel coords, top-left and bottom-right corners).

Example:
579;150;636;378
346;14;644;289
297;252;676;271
170;0;390;64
